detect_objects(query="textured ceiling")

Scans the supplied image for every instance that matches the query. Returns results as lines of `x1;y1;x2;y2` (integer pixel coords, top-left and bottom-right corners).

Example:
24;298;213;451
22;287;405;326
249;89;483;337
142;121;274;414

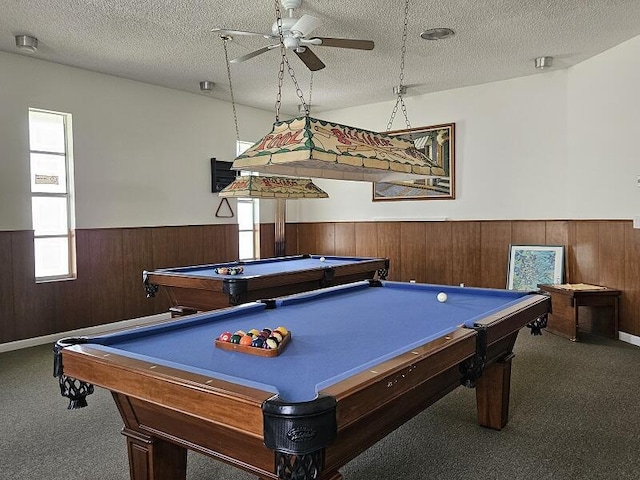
2;0;640;117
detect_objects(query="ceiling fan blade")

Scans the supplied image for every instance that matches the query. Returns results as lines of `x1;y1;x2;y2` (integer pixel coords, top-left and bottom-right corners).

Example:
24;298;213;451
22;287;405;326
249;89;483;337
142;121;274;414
295;47;325;71
212;28;275;40
230;44;279;64
290;14;323;37
312;37;375;50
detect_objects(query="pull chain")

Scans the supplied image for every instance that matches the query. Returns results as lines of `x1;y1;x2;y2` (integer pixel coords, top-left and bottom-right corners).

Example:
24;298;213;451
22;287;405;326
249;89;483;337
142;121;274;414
386;0;412;131
274;0;308;121
221;35;240;141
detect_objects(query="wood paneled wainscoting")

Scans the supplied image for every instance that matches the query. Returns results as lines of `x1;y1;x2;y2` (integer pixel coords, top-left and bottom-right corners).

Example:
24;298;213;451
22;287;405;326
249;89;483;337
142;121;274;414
260;220;640;338
2;220;639;344
0;225;238;344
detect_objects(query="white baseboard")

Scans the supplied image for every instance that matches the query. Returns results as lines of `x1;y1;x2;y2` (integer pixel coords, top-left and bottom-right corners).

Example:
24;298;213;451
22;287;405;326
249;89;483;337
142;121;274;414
0;312;171;353
619;331;640;347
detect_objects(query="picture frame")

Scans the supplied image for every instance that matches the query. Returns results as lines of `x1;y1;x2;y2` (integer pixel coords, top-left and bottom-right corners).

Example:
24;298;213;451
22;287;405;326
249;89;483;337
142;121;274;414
373;122;455;201
506;245;565;291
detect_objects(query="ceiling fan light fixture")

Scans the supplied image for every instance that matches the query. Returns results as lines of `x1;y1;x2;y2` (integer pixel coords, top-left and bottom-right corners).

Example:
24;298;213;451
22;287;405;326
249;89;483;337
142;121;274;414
199;80;215;91
15;34;38;53
212;0;374;72
420;28;455;41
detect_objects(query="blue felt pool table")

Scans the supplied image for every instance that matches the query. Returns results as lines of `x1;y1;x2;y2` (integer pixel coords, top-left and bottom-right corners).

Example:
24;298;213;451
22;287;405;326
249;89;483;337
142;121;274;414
143;254;389;313
55;280;550;480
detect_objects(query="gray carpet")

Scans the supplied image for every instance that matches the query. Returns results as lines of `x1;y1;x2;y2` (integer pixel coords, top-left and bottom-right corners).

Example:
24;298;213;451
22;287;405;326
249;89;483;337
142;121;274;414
1;331;639;480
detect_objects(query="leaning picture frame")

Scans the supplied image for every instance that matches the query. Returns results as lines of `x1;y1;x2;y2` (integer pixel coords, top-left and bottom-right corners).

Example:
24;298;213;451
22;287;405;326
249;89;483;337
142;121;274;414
506;245;565;291
373;122;455;201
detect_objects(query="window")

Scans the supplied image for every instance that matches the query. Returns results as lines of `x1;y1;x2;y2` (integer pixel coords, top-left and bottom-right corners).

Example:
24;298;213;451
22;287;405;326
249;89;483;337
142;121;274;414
236;140;259;260
28;109;76;280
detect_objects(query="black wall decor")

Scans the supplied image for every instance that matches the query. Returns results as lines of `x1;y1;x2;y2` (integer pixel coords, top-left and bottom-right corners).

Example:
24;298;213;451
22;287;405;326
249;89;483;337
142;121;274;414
211;158;238;193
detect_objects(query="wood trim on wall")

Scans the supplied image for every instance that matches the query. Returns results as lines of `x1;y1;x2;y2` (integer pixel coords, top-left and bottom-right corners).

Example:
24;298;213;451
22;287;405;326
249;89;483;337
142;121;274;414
0;225;238;343
265;220;639;337
2;220;639;344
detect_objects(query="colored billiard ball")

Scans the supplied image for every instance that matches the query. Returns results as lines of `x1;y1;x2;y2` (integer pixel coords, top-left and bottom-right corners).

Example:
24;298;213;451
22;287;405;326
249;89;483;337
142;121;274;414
437;292;448;303
239;335;253;346
264;337;279;349
275;326;289;336
271;331;283;343
230;334;242;344
251;337;264;348
219;331;232;342
319;256;326;262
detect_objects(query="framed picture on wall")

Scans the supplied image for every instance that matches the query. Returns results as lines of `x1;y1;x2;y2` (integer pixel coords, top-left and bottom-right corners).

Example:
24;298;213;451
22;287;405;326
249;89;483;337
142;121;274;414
506;245;565;291
372;122;455;201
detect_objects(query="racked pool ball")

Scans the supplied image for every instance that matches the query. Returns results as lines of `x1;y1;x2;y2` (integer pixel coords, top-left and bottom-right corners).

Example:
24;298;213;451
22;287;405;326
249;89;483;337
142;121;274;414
219;332;232;342
230;334;242;344
275;326;289;336
251;337;264;348
239;335;253;346
264;337;279;349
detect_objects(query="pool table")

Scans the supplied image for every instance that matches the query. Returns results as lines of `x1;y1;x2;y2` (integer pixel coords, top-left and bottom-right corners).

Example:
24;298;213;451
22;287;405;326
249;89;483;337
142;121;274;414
143;254;389;313
55;280;550;480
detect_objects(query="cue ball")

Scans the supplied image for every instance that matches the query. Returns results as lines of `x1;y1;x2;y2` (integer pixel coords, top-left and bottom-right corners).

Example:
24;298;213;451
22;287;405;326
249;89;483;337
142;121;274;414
319;256;326;262
437;292;448;303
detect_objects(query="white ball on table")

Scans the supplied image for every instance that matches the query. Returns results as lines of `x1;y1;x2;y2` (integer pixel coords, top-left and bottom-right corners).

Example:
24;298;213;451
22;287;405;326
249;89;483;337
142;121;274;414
437;292;448;303
319;256;326;262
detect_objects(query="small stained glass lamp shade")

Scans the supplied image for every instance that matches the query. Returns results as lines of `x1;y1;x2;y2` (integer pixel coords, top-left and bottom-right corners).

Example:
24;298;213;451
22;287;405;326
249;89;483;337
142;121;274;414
218;175;328;199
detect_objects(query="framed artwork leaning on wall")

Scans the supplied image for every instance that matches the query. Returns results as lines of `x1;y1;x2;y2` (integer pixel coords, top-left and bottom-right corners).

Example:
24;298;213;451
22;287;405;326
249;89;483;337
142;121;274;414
506;245;565;291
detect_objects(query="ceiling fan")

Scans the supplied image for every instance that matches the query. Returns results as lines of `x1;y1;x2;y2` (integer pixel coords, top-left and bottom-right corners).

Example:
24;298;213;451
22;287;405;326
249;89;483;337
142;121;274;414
212;0;374;71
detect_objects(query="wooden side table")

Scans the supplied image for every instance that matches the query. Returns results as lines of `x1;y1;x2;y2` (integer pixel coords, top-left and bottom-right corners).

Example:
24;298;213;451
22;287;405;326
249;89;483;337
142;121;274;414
537;284;621;342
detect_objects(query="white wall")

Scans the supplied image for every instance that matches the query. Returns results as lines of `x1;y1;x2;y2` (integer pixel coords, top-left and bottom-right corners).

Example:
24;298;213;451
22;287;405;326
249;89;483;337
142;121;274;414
0;52;274;230
567;35;640;219
290;35;640;223
3;33;639;231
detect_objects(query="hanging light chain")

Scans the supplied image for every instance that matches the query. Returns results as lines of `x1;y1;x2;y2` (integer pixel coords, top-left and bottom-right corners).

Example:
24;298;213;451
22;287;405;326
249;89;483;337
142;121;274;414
274;0;308;121
398;0;409;95
283;55;308;114
307;72;313;115
386;0;412;131
222;35;240;141
274;0;286;122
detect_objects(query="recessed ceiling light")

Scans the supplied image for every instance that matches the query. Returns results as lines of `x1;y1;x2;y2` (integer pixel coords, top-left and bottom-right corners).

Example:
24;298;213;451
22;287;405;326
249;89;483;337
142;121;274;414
420;28;455;41
15;34;38;53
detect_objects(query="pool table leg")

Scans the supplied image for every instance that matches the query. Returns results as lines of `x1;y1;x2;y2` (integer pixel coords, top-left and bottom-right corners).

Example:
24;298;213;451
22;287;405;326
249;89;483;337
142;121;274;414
474;352;515;430
121;427;187;480
114;392;188;480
